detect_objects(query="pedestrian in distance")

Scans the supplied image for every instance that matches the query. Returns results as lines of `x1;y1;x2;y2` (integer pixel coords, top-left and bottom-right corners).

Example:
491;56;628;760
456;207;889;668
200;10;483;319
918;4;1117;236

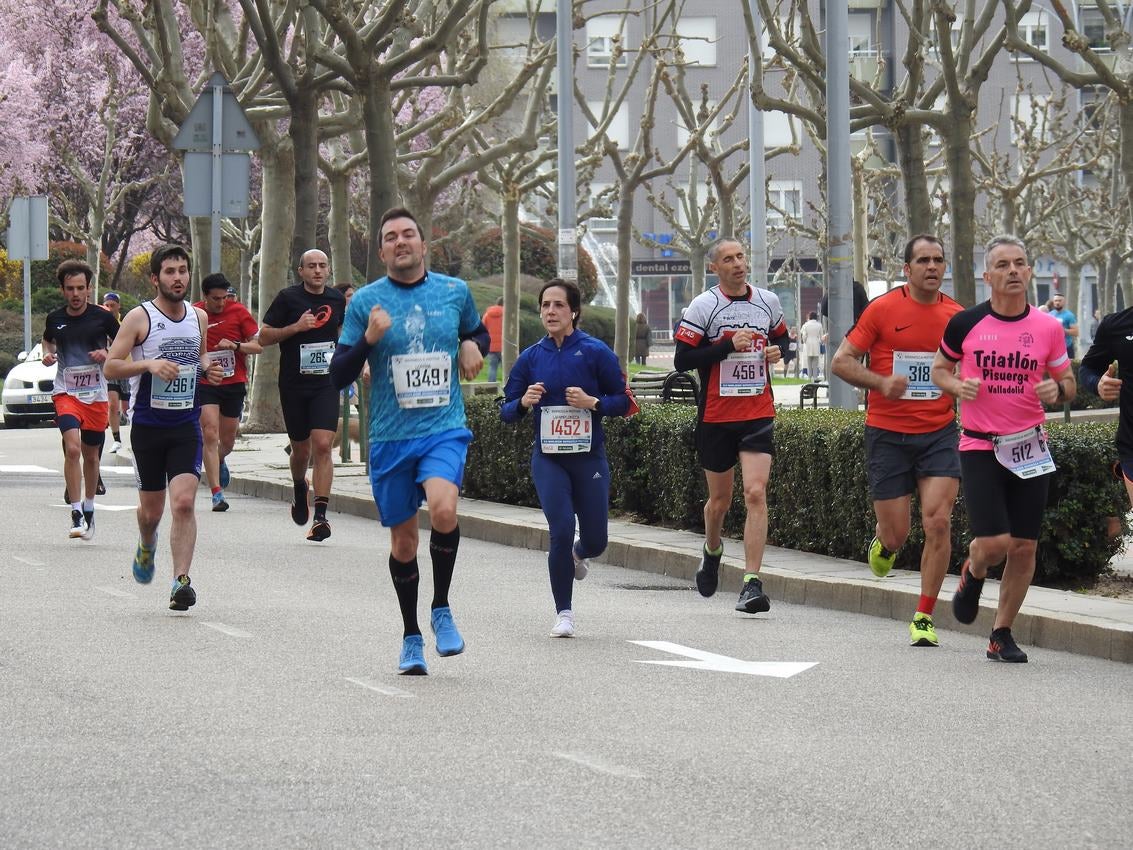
193;273;262;512
633;312;651;366
331;207;489;675
830;234;963;647
800;311;823;380
931;235;1075;663
42;259;119;541
482;296;504;382
99;291;127;452
674;236;787;615
500;279;630;637
259;249;347;542
104;244;224;611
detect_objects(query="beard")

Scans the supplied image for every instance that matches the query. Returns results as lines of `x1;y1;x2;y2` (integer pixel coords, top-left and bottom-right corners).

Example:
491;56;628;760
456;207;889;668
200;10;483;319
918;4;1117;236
157;281;187;302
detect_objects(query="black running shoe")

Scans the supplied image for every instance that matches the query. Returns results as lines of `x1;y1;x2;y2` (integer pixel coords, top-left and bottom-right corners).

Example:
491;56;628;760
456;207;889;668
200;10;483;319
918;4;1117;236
169;575;196;611
96;475;106;496
291;480;309;525
987;628;1028;663
307;519;331;542
81;510;95;541
951;559;985;625
696;545;722;597
735;576;771;614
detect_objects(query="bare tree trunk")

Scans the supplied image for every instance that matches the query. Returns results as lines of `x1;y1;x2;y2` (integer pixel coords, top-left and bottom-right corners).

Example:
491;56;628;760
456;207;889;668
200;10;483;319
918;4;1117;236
852;160;868;285
896;123;932;235
614;188;634;369
501;189;521;377
691;250;707;293
943;117;977;306
290;87;321;269
244;143;296;434
362;76;399;280
187;217;212;299
327;165;353;286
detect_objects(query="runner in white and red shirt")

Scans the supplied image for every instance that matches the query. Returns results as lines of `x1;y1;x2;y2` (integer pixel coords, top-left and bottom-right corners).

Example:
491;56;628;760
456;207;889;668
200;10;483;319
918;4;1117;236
674;237;788;615
931;235;1075;663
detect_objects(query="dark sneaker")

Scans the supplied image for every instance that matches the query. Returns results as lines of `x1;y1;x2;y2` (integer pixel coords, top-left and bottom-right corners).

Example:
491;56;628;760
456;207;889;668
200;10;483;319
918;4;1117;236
291;480;309;525
81;510;95;541
69;509;85;539
169;575;196;611
219;459;231;489
96;475;106;496
696;544;722;598
951;559;985;625
430;606;465;656
987;628;1028;663
211;491;229;512
306;519;331;542
398;635;428;675
735;575;771;614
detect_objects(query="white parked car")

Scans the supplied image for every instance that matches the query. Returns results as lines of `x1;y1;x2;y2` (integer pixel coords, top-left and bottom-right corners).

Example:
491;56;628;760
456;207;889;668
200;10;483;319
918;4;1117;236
2;343;57;427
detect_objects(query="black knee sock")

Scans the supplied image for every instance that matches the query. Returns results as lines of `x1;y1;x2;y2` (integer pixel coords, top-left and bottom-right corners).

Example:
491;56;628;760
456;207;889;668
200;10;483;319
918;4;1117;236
429;525;460;610
313;496;328;521
389;555;421;637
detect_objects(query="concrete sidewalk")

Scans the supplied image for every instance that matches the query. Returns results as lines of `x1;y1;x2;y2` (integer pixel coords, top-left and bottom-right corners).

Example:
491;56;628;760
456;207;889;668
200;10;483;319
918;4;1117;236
221;432;1133;664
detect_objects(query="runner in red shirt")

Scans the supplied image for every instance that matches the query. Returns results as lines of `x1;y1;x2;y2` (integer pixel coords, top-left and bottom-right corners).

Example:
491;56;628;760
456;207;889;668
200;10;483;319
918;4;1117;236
194;273;261;511
830;234;962;647
674;237;787;615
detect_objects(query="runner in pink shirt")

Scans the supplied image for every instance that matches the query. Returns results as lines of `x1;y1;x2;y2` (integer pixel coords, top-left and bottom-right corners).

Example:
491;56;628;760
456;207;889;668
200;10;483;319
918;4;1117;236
931;235;1075;663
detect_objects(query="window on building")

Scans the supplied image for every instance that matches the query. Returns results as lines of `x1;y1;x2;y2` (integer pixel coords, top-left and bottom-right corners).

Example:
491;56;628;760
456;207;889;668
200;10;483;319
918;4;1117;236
1011;93;1051;145
1017;10;1049;53
675;17;717;67
1080;85;1110;134
587;101;631;150
1080;5;1111;51
677;179;715;228
767;180;802;229
847;11;876;56
587;15;629;67
763;110;797;148
587;182;619;232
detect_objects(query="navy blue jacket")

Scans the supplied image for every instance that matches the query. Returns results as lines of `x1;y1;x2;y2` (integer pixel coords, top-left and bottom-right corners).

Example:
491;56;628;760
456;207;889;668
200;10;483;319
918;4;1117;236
501;329;629;453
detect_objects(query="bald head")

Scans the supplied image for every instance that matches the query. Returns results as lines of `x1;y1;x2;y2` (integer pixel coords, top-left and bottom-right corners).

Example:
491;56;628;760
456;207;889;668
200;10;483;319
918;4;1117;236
298;249;329;291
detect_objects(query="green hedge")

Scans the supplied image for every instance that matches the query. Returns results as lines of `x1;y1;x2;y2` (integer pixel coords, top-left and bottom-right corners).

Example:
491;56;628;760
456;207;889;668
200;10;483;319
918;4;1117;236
463;397;1127;585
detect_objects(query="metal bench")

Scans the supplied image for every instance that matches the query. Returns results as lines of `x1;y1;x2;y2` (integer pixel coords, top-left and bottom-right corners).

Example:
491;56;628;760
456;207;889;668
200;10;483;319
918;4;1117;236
628;370;699;404
798;381;829;409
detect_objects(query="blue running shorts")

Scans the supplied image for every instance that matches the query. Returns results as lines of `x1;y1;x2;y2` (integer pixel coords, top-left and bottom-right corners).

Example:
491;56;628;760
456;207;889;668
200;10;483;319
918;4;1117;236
369;427;473;527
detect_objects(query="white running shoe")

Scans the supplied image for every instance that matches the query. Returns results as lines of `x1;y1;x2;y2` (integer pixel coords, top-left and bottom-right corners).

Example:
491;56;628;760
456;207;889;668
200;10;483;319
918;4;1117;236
550;610;575;638
572;541;589;581
109;440;122;454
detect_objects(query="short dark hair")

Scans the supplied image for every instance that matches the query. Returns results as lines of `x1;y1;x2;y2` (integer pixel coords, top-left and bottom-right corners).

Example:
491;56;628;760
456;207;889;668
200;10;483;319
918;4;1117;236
539;278;582;329
808;311;818;320
334;283;354;295
56;259;93;286
903;234;945;264
150;244;191;276
379;207;422;240
202;273;231;294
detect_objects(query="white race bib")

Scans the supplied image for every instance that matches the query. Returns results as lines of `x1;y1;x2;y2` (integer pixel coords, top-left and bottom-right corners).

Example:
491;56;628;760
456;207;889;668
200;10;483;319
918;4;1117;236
392;352;452;409
718;351;766;396
993;426;1056;479
151;364;197;410
893;351;941;400
299;341;334;375
539;406;593;454
63;364;101;401
211;348;236;379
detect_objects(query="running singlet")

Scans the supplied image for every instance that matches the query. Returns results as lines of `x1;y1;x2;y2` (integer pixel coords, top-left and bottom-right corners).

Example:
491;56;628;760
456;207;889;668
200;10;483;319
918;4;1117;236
42;304;118;403
128;301;204;427
938;303;1068;451
193;299;259;385
845;285;962;433
340;272;481;443
675;284;787;423
261;284;345;389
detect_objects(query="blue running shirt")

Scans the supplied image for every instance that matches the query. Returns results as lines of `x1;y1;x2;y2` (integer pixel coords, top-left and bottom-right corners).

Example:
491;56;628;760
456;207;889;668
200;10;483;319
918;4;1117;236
341;272;481;443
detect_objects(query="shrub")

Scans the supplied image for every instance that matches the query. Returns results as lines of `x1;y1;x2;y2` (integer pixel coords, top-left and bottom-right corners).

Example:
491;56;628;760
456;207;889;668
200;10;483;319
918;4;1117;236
463;399;1127;586
468;278;619;351
468;225;598;303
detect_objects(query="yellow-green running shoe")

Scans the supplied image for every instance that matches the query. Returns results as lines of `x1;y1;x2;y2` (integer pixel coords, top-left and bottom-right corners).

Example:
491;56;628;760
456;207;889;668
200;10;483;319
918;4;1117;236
909;613;939;647
132;534;157;584
867;536;896;578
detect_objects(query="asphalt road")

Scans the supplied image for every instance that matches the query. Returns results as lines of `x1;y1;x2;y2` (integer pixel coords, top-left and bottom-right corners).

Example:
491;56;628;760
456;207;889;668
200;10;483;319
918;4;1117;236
1;428;1131;849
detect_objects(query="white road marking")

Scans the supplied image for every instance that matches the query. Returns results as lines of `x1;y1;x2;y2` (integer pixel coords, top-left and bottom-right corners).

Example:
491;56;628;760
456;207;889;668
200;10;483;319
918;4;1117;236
0;465;57;473
344;677;416;699
51;503;136;512
95;585;136;599
551;751;644;779
12;555;44;566
200;621;253;638
99;467;135;475
630;641;817;678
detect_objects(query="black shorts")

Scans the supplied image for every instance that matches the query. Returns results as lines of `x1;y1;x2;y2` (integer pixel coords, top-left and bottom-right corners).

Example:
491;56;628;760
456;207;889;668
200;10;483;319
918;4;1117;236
695;417;774;473
106;379;130;398
279;383;340;441
198;383;247;419
865;422;960;501
130;421;203;492
960;450;1050;540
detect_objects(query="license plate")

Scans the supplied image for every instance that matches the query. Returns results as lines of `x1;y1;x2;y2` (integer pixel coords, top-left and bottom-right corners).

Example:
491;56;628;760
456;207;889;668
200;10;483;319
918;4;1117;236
29;393;52;404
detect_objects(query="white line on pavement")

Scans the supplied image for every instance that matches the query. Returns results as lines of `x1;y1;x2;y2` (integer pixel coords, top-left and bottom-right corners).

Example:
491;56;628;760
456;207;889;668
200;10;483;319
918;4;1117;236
0;465;57;473
95;585;136;599
12;555;44;566
200;621;253;638
630;640;818;678
344;677;416;698
551;751;644;779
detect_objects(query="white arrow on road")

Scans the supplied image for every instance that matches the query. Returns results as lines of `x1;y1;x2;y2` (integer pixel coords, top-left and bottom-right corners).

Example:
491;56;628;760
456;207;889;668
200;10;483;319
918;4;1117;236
630;641;817;678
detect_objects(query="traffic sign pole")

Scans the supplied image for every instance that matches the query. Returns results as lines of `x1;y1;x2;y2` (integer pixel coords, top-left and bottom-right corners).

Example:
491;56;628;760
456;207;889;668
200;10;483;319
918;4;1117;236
7;195;49;354
211;78;224;274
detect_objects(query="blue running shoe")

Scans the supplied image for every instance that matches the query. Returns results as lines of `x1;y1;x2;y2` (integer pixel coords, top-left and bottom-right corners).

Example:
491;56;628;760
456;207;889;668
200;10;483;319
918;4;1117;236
211;490;229;512
169;575;196;611
133;535;157;584
431;606;465;657
219;459;231;489
398;635;428;675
